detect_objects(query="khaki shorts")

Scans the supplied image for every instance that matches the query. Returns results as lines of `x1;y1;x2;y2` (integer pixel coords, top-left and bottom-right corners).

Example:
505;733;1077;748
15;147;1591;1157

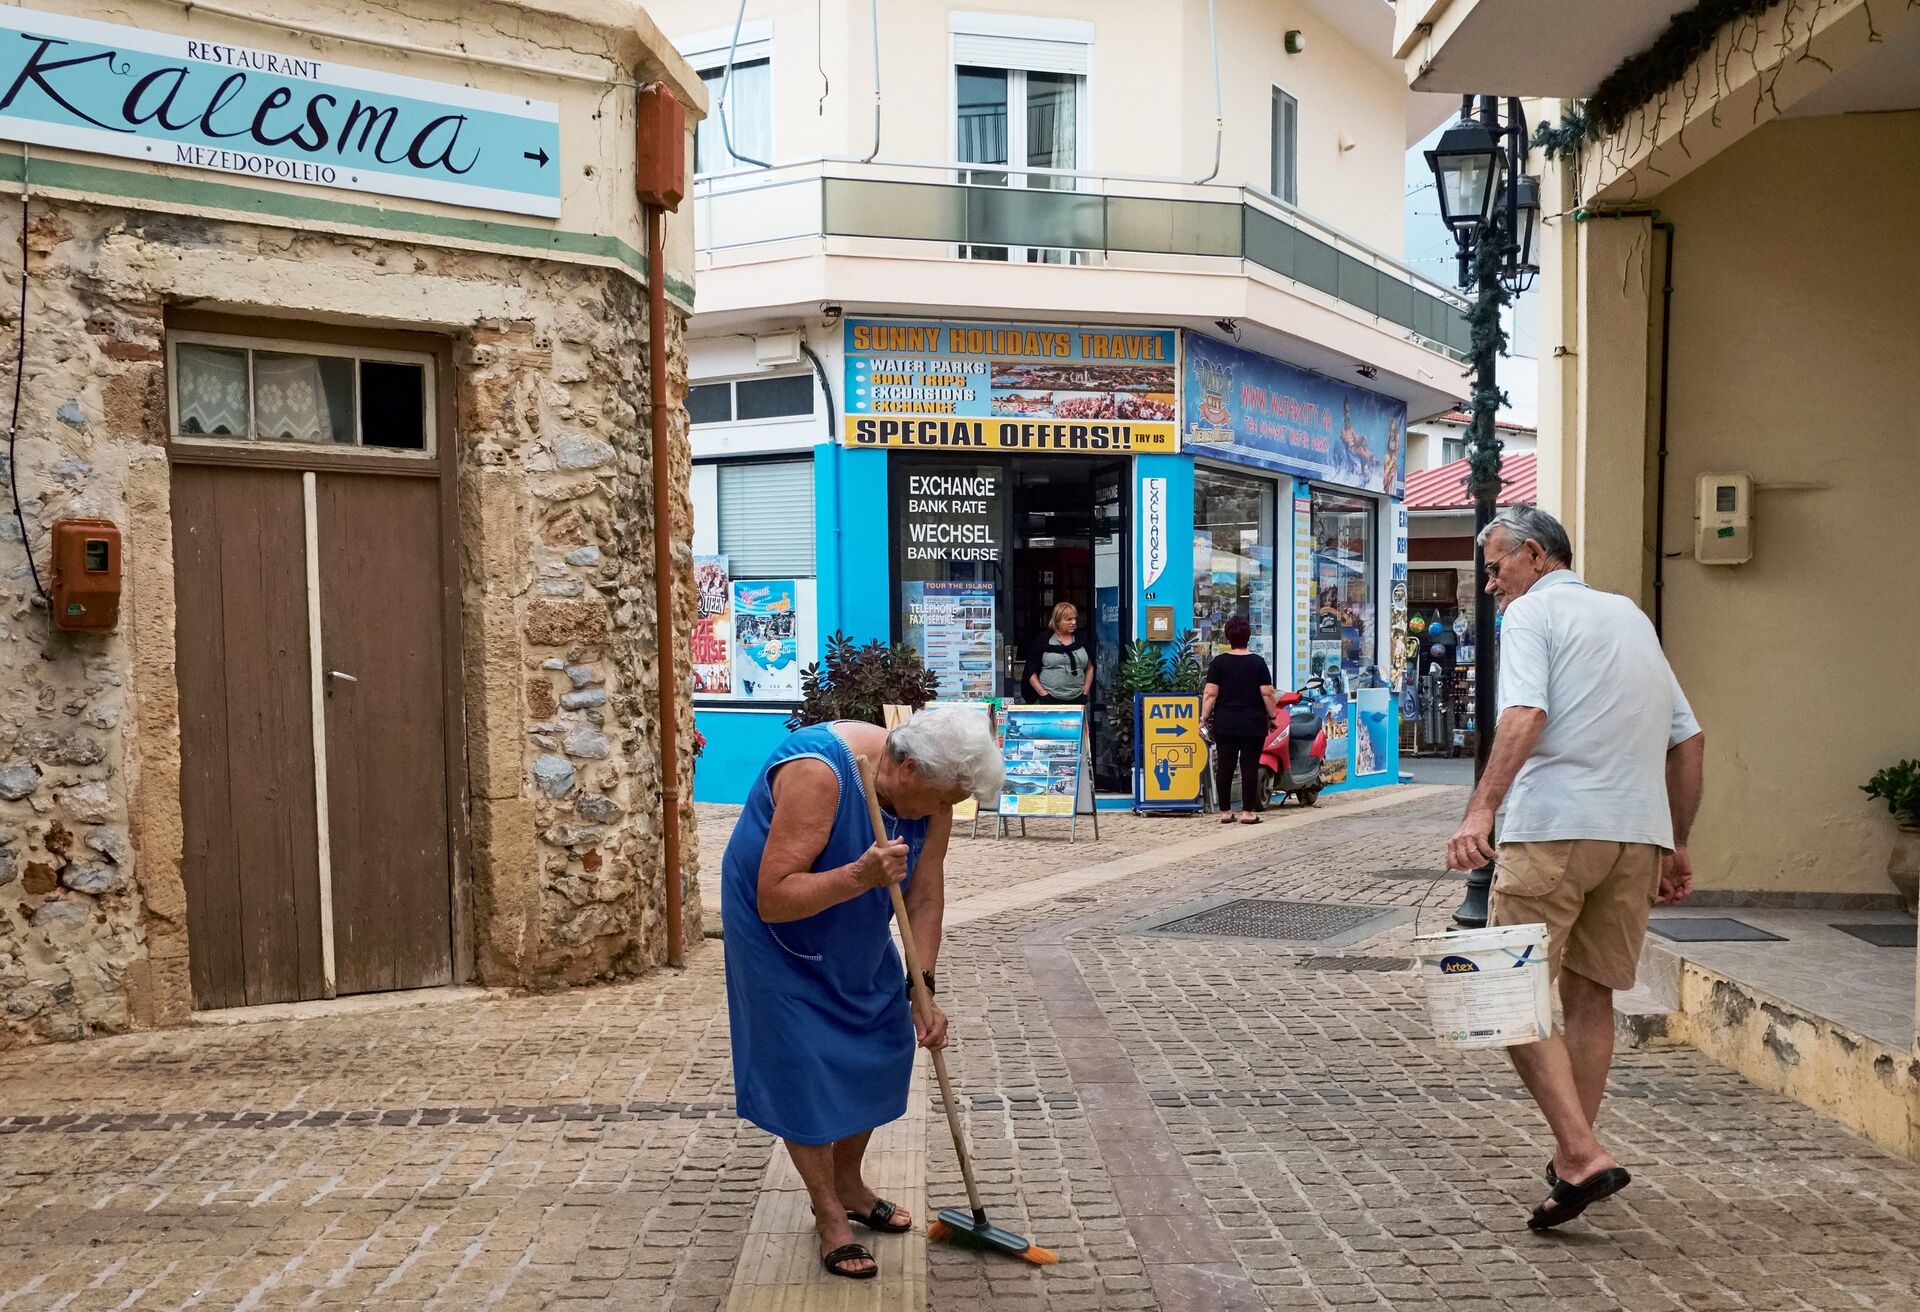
1488;840;1661;993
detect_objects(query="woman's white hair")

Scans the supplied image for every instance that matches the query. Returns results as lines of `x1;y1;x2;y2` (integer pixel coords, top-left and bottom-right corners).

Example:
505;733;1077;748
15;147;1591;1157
887;706;1004;805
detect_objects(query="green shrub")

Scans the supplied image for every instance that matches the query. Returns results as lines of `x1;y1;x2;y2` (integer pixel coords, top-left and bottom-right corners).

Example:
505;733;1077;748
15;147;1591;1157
787;632;940;731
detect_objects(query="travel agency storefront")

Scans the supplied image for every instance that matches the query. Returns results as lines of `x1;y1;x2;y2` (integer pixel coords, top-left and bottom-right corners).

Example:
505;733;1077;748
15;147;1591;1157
689;316;1412;803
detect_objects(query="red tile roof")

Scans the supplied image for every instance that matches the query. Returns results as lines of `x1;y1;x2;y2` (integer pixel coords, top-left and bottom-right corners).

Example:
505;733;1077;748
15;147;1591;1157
1403;452;1538;511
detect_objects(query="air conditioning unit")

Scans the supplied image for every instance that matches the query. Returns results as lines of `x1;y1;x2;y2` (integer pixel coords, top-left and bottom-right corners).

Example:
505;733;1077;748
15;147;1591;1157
754;331;803;368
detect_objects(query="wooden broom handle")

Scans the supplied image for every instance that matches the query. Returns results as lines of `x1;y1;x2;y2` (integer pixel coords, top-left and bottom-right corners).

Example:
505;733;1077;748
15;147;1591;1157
857;755;986;1218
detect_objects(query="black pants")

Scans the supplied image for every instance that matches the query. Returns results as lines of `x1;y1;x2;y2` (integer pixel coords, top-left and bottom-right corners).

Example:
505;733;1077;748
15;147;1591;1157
1213;734;1264;813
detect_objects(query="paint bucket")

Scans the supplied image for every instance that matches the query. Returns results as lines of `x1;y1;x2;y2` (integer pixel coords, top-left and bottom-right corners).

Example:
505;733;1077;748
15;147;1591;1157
1413;921;1552;1049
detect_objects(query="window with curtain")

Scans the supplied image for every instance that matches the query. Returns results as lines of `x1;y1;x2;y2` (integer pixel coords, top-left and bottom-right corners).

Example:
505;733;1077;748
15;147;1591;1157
716;460;815;579
1271;87;1299;205
695;57;771;175
170;333;432;452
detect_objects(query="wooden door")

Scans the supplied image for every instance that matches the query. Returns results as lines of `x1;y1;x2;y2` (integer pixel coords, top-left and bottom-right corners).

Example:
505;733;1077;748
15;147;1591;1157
316;474;455;993
172;466;326;1008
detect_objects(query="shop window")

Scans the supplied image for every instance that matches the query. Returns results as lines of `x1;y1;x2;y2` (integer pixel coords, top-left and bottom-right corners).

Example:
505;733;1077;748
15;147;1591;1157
696;459;818;704
1193;467;1277;666
1270;87;1298;206
1308;489;1377;691
694;56;771;175
169;332;433;453
688;374;813;426
717;460;815;579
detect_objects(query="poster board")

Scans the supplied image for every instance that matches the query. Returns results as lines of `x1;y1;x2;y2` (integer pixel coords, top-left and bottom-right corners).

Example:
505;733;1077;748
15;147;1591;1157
731;580;800;698
996;705;1086;819
692;555;732;694
902;582;998;702
1133;693;1208;811
1354;687;1392;777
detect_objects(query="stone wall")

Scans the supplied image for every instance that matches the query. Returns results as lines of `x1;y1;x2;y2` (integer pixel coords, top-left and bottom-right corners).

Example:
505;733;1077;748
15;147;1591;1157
0;197;701;1048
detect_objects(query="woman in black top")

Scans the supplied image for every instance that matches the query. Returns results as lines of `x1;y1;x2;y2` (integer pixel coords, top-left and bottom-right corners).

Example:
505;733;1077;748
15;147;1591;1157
1201;615;1279;823
1025;602;1095;704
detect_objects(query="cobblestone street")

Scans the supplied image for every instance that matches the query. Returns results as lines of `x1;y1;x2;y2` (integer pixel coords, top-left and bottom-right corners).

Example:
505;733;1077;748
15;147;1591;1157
4;786;1918;1311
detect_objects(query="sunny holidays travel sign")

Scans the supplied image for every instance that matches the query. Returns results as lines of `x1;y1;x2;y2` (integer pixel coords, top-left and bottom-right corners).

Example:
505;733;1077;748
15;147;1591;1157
0;7;561;217
844;317;1180;455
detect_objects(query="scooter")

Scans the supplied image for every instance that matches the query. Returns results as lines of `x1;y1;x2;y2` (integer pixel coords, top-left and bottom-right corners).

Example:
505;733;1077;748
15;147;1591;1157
1257;677;1327;808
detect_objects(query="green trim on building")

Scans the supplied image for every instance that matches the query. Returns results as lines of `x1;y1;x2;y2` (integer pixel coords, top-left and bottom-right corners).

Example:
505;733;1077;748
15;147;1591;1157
0;151;696;307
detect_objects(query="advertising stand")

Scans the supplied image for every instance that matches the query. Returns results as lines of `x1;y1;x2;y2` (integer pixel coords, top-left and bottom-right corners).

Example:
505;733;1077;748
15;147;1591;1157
995;705;1099;843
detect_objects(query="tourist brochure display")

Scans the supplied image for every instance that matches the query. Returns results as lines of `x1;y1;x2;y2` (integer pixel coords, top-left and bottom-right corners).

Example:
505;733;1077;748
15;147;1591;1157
1133;693;1208;812
995;705;1099;842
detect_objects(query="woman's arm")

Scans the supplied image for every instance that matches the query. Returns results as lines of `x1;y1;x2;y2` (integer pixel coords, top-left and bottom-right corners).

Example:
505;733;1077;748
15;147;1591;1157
757;759;907;923
901;806;951;974
1260;684;1279;724
1080;646;1095;697
1201;680;1220;725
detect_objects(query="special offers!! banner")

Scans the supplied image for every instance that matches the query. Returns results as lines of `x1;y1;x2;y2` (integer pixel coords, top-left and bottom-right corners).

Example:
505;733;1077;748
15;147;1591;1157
843;318;1179;455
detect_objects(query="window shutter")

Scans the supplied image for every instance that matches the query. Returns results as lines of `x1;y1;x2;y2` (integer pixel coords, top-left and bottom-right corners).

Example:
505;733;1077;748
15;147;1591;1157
718;461;815;578
951;33;1090;75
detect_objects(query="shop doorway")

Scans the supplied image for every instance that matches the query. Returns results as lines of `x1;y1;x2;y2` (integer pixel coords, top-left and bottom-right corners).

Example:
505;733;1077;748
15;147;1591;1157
893;455;1130;791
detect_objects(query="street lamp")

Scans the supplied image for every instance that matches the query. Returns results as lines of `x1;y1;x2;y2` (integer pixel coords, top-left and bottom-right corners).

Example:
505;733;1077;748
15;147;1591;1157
1425;119;1503;232
1503;174;1542;294
1424;95;1532;928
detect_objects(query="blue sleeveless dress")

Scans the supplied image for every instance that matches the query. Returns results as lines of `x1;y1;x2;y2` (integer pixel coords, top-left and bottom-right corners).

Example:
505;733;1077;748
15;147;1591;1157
722;723;930;1145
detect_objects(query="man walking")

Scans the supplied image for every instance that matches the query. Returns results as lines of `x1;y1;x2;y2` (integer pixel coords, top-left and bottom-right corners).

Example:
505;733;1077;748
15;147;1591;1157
1445;506;1705;1231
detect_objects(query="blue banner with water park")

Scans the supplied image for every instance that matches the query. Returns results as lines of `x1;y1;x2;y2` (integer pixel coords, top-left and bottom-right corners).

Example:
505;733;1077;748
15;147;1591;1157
1182;332;1407;497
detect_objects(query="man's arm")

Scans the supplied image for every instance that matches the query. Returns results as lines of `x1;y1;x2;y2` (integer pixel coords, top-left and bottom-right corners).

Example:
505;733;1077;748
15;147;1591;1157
1446;706;1546;870
1659;731;1706;903
1667;731;1705;846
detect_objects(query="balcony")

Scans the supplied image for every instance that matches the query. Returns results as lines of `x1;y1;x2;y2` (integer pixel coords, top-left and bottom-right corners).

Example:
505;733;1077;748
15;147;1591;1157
692;160;1471;363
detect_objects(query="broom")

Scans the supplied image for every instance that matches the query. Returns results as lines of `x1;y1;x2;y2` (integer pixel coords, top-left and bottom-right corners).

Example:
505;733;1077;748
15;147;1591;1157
856;755;1058;1266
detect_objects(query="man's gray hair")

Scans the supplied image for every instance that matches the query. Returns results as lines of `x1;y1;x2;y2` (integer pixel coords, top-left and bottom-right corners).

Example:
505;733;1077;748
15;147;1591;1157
888;706;1005;805
1477;504;1572;566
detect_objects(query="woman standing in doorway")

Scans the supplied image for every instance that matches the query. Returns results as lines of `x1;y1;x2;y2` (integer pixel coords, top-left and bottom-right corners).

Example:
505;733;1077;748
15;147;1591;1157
1202;615;1279;823
1025;602;1095;704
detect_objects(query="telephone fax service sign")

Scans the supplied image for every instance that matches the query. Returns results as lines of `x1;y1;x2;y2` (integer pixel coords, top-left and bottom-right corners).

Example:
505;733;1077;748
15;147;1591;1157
0;8;561;218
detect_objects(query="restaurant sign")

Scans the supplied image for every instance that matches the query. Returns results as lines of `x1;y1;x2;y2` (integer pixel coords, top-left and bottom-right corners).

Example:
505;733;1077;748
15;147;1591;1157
844;318;1179;455
0;7;561;217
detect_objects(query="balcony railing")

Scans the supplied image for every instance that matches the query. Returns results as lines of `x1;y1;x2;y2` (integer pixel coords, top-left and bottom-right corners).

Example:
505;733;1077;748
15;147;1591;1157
693;159;1471;360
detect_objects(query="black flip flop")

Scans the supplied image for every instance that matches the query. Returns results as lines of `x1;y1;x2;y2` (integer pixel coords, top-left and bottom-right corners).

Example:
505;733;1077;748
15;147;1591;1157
1528;1167;1631;1231
847;1198;912;1233
821;1242;878;1279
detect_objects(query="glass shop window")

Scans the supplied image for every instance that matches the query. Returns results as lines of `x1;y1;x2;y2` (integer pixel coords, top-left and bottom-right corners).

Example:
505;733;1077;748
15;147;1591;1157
1193;467;1277;666
169;332;433;453
1308;489;1378;693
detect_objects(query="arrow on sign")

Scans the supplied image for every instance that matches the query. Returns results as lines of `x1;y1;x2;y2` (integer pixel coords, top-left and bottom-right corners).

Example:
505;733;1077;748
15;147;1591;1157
524;148;551;167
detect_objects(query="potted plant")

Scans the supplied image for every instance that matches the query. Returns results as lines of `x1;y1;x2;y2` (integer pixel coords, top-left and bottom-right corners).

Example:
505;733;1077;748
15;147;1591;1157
787;632;939;730
1860;759;1920;915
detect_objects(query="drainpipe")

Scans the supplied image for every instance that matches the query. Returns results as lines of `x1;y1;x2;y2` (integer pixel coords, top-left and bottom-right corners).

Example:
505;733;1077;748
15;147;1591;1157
1573;208;1675;639
636;84;688;968
1193;0;1223;184
646;206;684;969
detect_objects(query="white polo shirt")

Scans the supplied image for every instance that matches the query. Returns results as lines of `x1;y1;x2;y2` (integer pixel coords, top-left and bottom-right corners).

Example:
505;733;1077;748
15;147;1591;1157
1496;571;1701;849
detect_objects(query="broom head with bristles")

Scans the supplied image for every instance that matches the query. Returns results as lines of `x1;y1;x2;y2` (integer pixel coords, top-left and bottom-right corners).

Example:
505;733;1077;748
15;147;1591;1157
927;1207;1059;1264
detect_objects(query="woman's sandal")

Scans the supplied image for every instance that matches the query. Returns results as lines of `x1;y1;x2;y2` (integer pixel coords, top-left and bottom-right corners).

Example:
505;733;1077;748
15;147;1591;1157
846;1198;913;1233
821;1242;878;1280
1220;814;1237;825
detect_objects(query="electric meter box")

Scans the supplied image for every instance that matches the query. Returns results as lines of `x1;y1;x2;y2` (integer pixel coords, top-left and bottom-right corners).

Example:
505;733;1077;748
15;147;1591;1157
49;517;122;630
1695;473;1752;565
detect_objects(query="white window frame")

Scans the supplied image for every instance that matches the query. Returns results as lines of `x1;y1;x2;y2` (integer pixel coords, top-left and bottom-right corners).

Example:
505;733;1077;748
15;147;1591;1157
167;328;437;457
686;372;816;429
1271;86;1299;207
678;22;773;178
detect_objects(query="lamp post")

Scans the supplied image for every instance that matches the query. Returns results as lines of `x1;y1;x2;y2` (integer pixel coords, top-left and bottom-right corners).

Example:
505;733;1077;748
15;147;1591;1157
1424;95;1539;928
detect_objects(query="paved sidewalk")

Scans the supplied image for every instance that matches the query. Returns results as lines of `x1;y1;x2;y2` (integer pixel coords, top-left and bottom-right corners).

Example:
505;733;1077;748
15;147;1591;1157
2;786;1917;1311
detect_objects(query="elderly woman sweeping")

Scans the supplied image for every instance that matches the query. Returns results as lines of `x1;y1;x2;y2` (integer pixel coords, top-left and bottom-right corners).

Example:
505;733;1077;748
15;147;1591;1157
722;707;1003;1281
